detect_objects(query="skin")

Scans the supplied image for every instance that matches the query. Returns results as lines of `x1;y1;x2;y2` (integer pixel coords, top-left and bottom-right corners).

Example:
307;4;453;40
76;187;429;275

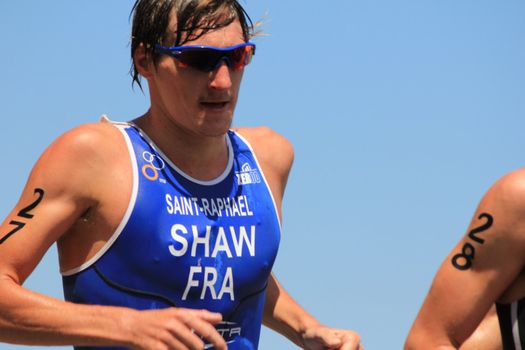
405;169;525;349
0;16;362;350
460;306;502;350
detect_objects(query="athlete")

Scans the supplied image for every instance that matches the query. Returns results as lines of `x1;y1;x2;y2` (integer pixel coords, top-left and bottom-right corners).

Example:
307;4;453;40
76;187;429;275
0;1;362;349
405;169;525;349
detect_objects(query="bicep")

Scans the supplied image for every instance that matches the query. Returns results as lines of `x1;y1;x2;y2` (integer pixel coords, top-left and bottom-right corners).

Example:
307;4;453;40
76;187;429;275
0;179;87;284
0;128;104;284
410;188;525;346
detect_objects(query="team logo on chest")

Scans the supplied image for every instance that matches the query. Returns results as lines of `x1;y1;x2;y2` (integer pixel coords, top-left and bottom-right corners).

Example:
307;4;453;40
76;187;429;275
141;151;166;182
235;163;261;185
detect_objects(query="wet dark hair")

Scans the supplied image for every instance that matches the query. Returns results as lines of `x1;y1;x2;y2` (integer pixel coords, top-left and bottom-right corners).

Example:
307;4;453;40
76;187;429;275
130;0;255;90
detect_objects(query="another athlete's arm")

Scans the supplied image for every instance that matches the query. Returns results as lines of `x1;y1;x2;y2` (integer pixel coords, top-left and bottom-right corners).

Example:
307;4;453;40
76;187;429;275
405;170;525;349
459;306;502;350
238;127;362;349
0;124;226;349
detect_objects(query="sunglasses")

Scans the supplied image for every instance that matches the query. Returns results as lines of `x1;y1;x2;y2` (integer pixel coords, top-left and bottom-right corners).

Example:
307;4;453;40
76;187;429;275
154;42;256;72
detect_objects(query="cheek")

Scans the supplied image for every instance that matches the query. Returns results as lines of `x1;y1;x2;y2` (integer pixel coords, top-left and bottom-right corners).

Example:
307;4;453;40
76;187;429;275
230;70;244;91
156;67;202;102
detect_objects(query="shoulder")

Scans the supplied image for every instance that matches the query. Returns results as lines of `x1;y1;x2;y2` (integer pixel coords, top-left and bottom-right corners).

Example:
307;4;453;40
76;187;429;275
48;122;123;156
30;122;127;200
481;168;525;222
458;168;525;271
233;126;294;177
37;122;123;172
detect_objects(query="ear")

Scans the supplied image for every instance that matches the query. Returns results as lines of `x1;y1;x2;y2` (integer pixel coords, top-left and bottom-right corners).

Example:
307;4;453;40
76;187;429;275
133;43;154;79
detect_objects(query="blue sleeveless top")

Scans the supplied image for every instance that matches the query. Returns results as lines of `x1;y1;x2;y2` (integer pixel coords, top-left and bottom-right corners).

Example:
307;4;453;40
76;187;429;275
62;123;281;350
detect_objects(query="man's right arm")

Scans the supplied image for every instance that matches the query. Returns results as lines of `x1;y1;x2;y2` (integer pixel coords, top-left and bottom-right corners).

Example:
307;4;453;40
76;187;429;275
405;169;525;349
0;124;226;349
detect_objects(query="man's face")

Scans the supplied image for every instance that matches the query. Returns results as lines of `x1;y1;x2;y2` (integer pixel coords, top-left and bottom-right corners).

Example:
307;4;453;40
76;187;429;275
147;19;247;137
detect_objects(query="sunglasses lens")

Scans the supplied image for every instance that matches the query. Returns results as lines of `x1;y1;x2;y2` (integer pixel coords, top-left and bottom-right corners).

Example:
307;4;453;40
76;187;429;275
171;44;255;72
230;45;254;70
177;49;219;71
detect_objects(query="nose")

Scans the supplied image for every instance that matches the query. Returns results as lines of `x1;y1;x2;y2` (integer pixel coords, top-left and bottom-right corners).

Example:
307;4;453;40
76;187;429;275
209;60;232;90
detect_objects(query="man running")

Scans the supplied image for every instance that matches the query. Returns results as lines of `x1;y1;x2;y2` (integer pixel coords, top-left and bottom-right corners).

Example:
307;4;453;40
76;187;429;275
0;1;362;349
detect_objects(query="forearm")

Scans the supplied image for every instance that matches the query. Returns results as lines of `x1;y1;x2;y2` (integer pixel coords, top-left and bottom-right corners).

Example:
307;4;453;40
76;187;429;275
0;277;135;347
263;274;320;348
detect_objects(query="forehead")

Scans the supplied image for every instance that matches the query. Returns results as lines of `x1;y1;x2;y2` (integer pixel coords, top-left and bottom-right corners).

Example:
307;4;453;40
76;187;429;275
167;11;245;47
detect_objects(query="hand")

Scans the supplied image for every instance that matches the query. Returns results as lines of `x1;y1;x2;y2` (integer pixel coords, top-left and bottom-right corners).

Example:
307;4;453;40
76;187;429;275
126;307;227;350
302;325;363;350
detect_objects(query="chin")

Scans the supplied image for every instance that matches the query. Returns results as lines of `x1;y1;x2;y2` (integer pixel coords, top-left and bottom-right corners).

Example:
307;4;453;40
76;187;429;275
198;113;233;136
198;120;233;137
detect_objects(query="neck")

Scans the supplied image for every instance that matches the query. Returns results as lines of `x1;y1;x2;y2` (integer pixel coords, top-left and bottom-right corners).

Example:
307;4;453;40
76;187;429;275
133;111;230;181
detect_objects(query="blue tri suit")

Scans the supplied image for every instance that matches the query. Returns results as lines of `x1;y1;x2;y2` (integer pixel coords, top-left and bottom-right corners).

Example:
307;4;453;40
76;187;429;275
61;122;281;350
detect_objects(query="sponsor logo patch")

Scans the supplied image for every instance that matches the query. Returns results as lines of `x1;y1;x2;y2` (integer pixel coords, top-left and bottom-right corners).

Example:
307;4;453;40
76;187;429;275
235;163;261;185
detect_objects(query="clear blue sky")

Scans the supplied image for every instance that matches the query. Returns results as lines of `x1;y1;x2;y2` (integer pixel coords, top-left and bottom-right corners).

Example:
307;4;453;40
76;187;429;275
0;1;524;349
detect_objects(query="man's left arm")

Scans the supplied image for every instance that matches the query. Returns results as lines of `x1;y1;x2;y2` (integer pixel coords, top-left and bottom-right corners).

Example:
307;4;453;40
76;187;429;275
236;127;362;350
264;273;362;349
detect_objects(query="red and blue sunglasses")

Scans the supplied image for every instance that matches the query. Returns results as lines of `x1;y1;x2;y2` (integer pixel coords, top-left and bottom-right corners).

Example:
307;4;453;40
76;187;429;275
154;42;256;72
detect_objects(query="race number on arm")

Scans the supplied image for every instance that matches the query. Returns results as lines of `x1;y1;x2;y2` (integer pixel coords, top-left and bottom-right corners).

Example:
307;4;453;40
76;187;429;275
405;169;525;349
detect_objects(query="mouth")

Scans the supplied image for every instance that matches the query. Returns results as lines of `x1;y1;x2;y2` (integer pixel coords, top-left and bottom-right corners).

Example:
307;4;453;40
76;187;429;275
200;101;230;110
